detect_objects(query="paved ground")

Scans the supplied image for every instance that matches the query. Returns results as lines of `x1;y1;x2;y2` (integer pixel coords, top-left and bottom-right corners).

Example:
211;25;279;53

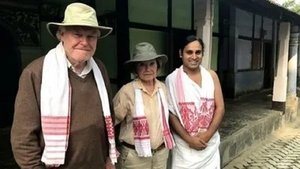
223;117;300;169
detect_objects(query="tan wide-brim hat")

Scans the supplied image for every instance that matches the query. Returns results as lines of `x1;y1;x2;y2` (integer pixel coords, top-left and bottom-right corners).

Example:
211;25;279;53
47;3;113;39
125;42;168;73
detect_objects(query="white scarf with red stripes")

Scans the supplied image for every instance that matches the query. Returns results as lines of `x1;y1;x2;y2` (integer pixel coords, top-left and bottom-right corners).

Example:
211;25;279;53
133;87;175;157
40;42;117;166
166;65;220;169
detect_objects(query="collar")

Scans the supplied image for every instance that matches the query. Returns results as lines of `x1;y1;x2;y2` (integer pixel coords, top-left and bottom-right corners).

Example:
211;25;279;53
67;59;92;78
134;78;161;96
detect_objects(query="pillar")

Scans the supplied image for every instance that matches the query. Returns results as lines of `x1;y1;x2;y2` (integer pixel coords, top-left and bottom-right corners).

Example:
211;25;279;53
194;0;213;69
286;25;299;122
272;22;290;112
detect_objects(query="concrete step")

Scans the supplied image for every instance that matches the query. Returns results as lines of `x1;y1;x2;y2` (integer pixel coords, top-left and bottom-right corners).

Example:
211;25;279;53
220;109;282;167
219;89;285;167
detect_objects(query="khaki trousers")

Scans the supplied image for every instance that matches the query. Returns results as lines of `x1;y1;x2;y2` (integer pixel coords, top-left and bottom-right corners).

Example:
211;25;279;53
116;145;169;169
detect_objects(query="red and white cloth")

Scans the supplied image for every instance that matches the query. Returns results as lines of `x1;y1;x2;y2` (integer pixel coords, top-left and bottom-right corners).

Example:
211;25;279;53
133;88;175;157
165;65;220;169
41;42;117;166
169;65;215;135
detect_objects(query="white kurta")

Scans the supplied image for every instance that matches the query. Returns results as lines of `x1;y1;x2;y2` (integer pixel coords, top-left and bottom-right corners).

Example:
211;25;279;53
165;65;220;169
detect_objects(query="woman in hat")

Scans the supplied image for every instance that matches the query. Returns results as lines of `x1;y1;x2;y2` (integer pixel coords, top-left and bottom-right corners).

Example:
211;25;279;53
11;3;117;169
113;42;175;169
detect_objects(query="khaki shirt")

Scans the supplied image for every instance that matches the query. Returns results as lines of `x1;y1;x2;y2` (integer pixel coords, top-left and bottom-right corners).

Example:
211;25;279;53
113;79;166;149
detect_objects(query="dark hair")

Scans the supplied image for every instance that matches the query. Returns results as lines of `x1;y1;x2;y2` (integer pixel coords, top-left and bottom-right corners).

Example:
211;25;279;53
179;35;205;55
132;58;161;74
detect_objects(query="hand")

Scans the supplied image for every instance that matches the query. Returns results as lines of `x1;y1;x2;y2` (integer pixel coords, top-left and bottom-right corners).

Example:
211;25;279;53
186;135;207;150
105;157;116;169
195;131;211;143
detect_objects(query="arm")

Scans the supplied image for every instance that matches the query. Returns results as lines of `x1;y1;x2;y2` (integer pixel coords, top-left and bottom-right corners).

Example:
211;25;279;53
113;85;131;125
166;74;207;150
197;70;225;142
11;65;46;169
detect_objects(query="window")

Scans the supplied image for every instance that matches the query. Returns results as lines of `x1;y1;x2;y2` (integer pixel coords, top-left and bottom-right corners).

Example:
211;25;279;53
236;8;252;37
263;17;273;40
235;8;271;70
236;39;252;70
128;0;167;26
252;40;262;69
172;0;192;29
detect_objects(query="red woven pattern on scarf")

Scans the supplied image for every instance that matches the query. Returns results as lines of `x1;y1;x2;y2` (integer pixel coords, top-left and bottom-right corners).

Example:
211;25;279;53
133;116;150;139
105;116;115;139
179;98;215;135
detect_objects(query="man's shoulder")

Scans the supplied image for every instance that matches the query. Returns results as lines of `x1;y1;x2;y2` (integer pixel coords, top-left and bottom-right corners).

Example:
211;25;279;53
166;69;178;81
202;67;217;80
18;56;45;81
23;56;45;72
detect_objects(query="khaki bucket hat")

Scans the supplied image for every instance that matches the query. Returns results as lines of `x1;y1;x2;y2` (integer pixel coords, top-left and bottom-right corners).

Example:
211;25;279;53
47;3;113;39
125;42;168;72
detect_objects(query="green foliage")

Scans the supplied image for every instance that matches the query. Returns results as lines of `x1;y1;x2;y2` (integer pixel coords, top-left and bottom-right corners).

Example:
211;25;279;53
282;0;300;14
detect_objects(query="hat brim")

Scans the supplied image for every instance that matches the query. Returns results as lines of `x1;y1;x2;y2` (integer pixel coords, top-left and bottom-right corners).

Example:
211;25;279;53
124;54;168;73
47;22;113;39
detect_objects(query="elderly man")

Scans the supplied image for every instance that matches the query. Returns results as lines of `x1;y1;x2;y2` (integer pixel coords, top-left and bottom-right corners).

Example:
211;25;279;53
11;3;117;169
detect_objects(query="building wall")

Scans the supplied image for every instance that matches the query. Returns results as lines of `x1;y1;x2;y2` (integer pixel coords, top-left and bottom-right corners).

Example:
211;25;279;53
0;0;296;121
218;0;277;97
235;71;264;95
119;0;194;86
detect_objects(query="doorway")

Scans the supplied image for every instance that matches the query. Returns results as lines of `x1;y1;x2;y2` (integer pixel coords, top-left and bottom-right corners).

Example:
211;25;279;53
263;42;273;89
